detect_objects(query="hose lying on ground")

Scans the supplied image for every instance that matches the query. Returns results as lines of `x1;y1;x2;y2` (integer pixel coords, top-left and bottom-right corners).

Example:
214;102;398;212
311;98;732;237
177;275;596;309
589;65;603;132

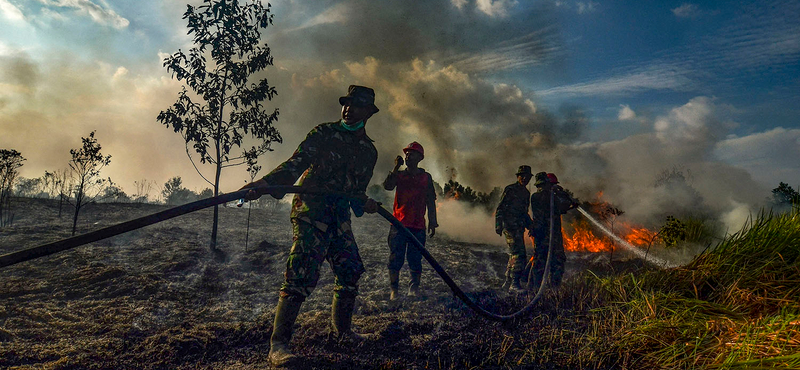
0;186;553;322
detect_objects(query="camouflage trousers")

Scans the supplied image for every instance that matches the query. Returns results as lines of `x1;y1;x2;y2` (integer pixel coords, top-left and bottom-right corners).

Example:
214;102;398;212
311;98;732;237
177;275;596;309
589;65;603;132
279;218;366;301
502;228;527;280
387;226;426;273
530;228;566;289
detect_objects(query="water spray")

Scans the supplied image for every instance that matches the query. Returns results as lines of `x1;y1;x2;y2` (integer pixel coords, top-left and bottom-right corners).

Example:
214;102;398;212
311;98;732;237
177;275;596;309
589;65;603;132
576;206;676;268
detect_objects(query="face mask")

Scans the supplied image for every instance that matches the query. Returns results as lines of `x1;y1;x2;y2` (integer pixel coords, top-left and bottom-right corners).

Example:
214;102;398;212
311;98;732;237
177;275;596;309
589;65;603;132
340;119;365;132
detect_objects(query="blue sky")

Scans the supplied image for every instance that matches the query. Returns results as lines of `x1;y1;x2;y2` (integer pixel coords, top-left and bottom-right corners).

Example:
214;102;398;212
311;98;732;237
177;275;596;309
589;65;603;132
1;0;798;228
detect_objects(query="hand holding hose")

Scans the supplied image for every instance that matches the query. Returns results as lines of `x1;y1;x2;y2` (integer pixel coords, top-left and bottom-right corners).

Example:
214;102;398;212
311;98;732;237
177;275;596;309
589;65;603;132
239;179;285;200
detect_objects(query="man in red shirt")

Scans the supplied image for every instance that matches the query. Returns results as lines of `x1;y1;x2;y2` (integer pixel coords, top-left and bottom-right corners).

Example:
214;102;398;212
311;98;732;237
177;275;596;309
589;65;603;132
383;142;438;299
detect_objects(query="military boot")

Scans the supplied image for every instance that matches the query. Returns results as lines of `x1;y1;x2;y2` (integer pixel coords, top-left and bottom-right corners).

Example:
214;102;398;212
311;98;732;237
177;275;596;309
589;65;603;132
508;276;526;294
269;297;303;367
500;275;512;291
388;269;400;300
408;271;421;297
331;294;375;342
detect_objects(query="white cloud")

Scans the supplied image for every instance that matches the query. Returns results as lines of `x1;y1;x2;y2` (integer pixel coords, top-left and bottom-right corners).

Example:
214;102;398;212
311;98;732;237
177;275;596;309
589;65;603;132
537;64;692;97
476;0;518;18
653;96;737;156
618;104;636;120
0;0;25;22
451;0;468;10
445;27;562;72
714;127;800;188
577;1;597;14
672;3;700;18
39;0;129;29
289;2;349;32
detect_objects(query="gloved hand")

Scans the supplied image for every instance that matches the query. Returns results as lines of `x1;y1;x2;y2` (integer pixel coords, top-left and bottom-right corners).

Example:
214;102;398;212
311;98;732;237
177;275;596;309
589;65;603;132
239;179;284;200
394;155;404;171
363;197;380;214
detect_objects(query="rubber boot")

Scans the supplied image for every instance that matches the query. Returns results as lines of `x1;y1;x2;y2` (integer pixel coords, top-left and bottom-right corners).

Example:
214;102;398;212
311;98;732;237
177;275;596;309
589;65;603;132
388;270;400;300
408;271;421;297
508;276;526;294
269;297;303;367
331;295;375;342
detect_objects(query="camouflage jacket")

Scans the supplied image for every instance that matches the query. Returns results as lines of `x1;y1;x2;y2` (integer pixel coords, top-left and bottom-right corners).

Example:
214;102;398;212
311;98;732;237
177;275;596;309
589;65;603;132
495;182;533;231
262;121;378;226
530;185;577;232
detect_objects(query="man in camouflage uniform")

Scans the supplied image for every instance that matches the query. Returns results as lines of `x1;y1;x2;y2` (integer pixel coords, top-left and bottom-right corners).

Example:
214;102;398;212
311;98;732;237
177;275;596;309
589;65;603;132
495;165;534;293
241;85;381;367
529;172;579;290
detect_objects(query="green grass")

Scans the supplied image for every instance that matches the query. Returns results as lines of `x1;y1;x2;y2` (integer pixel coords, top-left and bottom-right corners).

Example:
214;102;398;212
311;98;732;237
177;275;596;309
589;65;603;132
578;208;800;369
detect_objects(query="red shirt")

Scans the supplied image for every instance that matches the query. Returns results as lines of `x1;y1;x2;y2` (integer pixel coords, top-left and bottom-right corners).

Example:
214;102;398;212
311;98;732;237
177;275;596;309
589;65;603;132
392;170;432;230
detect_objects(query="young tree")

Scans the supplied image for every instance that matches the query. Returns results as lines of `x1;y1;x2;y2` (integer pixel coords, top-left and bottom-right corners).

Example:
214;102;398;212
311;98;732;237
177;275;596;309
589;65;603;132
0;149;25;227
132;179;156;203
158;0;281;250
67;131;112;235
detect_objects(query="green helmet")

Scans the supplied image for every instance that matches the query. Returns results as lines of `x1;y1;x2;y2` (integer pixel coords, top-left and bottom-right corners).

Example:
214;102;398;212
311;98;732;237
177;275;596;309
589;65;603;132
534;172;548;186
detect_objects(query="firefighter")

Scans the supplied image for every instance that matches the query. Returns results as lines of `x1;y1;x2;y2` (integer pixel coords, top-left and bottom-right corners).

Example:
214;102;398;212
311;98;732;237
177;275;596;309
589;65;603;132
495;165;534;294
240;85;381;367
383;141;438;300
529;172;579;290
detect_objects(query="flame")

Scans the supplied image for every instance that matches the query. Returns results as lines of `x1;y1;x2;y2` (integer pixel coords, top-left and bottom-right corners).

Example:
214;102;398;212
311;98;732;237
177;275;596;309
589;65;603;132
564;219;616;252
625;227;657;246
560;191;659;252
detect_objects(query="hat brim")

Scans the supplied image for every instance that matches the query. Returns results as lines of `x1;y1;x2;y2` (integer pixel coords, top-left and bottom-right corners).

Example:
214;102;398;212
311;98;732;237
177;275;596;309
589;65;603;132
339;97;380;113
516;172;533;177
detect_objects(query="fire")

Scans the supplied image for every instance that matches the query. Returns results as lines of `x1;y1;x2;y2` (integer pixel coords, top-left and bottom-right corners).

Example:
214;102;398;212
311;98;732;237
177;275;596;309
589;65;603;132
564;219;616;252
561;221;658;253
625;227;657;246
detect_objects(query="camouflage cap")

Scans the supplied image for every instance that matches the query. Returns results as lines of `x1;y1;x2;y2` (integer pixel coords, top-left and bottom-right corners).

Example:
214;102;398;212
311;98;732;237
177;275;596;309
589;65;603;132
516;165;532;177
534;171;549;186
339;85;380;113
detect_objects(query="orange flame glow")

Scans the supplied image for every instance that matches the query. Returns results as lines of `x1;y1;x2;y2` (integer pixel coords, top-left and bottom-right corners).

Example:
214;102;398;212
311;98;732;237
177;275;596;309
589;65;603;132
564;220;616;252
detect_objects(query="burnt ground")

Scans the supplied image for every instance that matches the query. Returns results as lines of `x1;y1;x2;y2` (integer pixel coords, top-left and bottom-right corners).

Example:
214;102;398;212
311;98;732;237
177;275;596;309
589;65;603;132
0;197;649;369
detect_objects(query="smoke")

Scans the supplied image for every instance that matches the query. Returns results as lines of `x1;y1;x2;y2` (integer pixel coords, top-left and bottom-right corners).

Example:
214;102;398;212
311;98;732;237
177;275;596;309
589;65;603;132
436;199;505;246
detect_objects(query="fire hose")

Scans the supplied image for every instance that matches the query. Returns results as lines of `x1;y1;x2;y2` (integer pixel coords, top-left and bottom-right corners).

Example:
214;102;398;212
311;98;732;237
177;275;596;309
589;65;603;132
0;185;555;322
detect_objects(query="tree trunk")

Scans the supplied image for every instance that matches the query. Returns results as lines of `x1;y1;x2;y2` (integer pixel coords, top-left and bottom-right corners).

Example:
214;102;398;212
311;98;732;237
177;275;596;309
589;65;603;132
72;202;80;236
210;160;221;251
210;64;229;252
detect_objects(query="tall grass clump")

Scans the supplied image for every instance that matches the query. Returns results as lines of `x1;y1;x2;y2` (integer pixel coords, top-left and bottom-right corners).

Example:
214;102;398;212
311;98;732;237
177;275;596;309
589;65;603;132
584;208;800;369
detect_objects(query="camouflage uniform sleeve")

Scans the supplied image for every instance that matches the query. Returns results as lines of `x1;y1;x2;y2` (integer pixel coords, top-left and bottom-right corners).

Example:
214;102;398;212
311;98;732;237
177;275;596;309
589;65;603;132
261;125;323;185
495;186;510;232
350;146;378;217
554;186;576;215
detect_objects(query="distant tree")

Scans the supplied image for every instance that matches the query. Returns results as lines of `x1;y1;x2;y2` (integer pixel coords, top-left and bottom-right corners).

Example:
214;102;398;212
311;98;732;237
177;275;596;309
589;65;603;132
14;177;41;198
49;169;73;217
162;176;199;205
197;187;214;199
771;182;800;209
157;0;281;250
100;185;130;203
132;179;156;203
0;149;25;227
67;131;113;235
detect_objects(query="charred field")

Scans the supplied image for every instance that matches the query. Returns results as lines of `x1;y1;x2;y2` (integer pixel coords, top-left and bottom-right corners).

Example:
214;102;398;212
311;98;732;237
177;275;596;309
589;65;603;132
1;197;799;369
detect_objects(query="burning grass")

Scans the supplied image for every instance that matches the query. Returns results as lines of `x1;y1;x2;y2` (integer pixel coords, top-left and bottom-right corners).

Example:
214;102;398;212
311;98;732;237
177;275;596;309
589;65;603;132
0;198;798;369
